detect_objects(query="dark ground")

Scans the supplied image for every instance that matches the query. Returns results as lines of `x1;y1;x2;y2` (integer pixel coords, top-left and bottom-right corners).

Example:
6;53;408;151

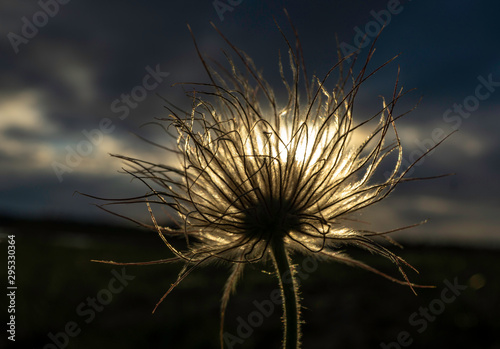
1;215;499;349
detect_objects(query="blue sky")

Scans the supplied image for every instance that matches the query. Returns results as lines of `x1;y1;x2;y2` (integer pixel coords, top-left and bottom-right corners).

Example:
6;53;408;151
1;0;499;246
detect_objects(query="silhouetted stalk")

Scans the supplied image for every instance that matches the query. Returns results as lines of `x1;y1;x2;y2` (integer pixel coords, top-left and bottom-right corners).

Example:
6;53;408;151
271;237;300;349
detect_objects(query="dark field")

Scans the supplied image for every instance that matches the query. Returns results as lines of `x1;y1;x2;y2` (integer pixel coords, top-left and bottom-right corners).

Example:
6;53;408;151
1;217;499;349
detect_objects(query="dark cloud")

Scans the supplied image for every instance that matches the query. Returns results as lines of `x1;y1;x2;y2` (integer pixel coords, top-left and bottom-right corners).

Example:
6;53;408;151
1;0;499;245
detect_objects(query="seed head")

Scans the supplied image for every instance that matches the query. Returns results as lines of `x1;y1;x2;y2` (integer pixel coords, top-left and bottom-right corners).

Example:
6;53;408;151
90;20;446;348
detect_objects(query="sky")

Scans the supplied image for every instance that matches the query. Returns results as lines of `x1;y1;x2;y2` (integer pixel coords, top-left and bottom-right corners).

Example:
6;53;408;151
0;0;499;247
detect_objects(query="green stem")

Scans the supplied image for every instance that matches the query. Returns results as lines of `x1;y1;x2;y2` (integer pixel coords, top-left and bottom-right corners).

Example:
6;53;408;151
271;238;300;349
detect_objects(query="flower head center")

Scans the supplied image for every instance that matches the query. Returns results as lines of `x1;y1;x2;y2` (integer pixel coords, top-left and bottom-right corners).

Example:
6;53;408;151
243;197;300;242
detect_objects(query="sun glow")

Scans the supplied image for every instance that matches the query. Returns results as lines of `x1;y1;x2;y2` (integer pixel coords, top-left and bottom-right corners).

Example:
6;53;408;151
91;19;439;349
278;123;322;164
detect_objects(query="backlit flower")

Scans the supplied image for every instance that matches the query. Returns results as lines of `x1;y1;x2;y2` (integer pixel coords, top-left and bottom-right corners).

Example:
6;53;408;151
90;20;447;349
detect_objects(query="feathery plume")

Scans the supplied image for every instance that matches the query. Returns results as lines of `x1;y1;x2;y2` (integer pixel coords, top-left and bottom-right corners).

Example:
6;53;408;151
88;16;448;349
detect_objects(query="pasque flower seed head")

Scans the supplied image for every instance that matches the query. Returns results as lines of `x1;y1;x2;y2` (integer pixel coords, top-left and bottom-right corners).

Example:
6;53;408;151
89;18;448;349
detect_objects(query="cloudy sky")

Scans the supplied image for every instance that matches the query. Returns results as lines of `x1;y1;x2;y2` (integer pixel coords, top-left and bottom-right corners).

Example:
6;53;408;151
1;0;499;246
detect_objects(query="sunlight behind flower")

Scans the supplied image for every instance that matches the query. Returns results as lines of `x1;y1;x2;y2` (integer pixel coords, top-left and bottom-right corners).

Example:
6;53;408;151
88;18;448;349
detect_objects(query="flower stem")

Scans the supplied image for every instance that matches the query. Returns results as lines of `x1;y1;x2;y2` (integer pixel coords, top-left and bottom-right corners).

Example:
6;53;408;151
271;238;300;349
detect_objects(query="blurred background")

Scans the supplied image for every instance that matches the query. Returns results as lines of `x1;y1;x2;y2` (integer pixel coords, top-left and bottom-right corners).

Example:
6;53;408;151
1;0;499;348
